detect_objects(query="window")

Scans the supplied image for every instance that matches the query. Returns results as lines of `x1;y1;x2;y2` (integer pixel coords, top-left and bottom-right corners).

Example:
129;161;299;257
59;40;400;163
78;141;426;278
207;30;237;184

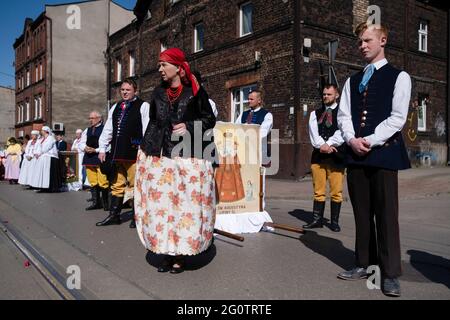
34;95;42;119
116;58;122;82
129;51;135;77
417;97;427;132
239;2;253;37
26;69;30;87
39;63;43;80
35;65;39;83
418;20;428;52
25;101;30;122
231;84;257;122
194;23;204;53
18;104;23;123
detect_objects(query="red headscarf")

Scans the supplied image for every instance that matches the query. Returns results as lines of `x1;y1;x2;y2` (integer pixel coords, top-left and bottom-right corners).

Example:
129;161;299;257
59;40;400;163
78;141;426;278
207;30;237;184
159;48;200;96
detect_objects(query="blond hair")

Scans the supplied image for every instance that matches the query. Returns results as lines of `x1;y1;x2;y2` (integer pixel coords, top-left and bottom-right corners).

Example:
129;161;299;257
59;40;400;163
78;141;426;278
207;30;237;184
354;21;389;38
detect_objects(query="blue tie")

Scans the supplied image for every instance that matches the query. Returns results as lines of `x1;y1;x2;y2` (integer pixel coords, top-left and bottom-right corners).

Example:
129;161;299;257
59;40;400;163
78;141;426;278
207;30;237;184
359;64;375;93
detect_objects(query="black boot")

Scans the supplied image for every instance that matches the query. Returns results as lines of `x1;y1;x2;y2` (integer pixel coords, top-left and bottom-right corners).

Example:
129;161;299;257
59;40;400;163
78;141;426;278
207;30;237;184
303;201;325;229
96;196;122;226
329;201;341;232
101;188;110;211
86;187;102;210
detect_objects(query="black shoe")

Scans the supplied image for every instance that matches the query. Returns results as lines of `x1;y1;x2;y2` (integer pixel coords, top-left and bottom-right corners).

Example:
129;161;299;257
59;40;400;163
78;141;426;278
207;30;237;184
157;256;173;273
337;267;368;280
95;214;121;226
129;219;136;229
96;196;123;226
303;219;323;229
170;257;185;274
382;277;401;297
303;201;325;229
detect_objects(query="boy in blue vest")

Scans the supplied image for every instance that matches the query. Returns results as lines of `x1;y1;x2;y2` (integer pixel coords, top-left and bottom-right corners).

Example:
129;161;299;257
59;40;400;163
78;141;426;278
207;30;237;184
337;22;411;297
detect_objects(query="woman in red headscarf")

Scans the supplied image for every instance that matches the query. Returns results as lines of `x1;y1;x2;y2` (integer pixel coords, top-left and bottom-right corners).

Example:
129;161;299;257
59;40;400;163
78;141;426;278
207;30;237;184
135;48;216;273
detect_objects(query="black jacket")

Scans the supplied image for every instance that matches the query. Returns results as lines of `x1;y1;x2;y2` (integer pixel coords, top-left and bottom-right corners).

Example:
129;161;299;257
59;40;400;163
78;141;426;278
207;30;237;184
141;84;216;159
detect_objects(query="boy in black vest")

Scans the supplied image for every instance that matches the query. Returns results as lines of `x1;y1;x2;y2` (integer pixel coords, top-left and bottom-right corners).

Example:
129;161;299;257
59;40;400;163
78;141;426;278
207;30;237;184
337;22;411;297
97;78;150;228
81;111;109;211
305;84;345;232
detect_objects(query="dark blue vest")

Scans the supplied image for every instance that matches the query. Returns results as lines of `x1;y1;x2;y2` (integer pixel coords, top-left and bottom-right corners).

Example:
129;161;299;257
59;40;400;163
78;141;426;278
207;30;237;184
240;108;269;125
348;63;410;170
82;124;104;166
111;97;144;162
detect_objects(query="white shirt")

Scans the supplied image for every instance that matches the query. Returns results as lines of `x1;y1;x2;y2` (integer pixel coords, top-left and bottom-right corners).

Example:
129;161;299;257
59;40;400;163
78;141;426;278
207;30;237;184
98;99;150;153
235;106;273;138
209;99;218;117
308;103;344;149
38;135;58;159
79;122;110;154
337;58;412;147
71;136;83;153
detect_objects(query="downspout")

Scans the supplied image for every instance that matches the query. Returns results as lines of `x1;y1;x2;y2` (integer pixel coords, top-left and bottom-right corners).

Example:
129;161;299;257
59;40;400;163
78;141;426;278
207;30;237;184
46;15;53;129
293;0;301;178
106;0;111;113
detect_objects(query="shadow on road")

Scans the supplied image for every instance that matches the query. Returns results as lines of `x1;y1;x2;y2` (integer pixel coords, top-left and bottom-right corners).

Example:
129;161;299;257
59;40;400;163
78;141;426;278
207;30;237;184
402;249;450;288
299;230;355;271
145;244;217;272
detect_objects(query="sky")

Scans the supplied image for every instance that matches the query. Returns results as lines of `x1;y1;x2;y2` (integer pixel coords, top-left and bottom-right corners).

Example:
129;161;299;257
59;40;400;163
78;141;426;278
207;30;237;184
0;0;136;88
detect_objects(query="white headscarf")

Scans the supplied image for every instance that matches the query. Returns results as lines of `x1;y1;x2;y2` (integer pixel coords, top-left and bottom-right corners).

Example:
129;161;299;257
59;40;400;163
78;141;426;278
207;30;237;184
31;130;40;135
41;126;53;135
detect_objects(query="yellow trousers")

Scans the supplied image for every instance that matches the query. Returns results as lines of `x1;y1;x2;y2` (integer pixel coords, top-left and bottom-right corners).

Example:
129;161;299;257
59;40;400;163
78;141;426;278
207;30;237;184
86;166;109;189
311;163;345;203
110;161;136;197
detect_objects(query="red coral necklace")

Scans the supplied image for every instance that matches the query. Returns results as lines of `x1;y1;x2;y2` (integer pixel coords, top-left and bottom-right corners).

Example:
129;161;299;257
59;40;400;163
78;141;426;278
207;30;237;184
166;84;183;104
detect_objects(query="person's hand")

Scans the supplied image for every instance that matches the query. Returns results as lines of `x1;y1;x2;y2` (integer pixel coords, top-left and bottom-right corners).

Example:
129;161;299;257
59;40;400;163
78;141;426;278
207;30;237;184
319;143;331;154
172;123;187;135
98;152;106;163
349;137;371;156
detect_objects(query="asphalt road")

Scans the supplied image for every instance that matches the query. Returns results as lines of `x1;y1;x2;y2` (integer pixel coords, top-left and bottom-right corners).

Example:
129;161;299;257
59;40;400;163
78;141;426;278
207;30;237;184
0;172;449;300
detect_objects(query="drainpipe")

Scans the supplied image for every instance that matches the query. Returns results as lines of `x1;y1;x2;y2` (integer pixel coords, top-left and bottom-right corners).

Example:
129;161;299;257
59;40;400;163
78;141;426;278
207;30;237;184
447;8;450;165
293;0;301;178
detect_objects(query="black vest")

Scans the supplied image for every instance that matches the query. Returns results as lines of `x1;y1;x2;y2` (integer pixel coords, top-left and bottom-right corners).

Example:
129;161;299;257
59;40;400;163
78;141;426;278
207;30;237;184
240;108;269;125
111;97;144;162
348;63;410;170
311;106;345;167
82;123;104;166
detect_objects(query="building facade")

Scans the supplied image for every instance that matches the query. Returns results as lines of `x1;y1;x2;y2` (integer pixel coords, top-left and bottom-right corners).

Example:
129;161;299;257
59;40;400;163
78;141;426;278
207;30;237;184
109;0;449;179
0;86;15;148
13;0;134;140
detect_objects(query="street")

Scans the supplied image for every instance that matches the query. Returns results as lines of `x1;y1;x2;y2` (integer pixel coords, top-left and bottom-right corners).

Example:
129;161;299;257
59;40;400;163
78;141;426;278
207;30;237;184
0;167;449;300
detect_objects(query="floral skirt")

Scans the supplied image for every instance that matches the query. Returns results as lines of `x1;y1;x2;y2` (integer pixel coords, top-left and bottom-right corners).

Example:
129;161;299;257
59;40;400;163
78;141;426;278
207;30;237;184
134;150;216;256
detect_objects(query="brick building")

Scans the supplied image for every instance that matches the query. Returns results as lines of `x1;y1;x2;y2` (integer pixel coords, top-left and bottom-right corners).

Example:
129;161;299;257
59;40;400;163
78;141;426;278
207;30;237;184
109;0;449;179
0;86;15;148
13;0;134;140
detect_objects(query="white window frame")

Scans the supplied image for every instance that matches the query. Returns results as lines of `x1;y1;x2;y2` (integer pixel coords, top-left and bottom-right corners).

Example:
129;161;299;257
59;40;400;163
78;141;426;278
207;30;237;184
194;23;204;53
25;101;30;122
418;20;428;53
18;104;23;123
129;51;135;77
35;65;39;83
116;58;122;82
231;84;257;122
26;69;30;87
239;2;253;37
39;63;43;80
417;98;427;132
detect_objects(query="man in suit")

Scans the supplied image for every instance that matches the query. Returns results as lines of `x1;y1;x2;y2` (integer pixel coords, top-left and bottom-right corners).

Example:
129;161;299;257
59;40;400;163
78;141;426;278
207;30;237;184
337;22;411;297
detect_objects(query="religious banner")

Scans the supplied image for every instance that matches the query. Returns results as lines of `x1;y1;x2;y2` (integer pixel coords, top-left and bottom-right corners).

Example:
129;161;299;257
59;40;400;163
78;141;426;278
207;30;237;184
214;122;262;214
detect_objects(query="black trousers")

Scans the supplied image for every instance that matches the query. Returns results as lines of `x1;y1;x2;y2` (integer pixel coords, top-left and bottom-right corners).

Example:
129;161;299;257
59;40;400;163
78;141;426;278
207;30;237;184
347;165;402;278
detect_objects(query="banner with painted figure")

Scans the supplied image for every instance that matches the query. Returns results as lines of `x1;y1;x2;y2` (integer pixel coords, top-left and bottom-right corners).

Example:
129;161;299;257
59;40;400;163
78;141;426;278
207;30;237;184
214;122;262;214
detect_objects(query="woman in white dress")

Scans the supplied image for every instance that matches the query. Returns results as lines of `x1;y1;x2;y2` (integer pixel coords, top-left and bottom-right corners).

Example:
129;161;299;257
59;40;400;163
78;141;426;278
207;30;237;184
31;126;62;192
18;130;40;187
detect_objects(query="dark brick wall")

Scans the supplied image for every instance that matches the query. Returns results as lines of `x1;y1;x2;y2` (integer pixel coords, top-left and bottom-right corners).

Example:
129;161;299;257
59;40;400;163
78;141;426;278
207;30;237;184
109;0;448;178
